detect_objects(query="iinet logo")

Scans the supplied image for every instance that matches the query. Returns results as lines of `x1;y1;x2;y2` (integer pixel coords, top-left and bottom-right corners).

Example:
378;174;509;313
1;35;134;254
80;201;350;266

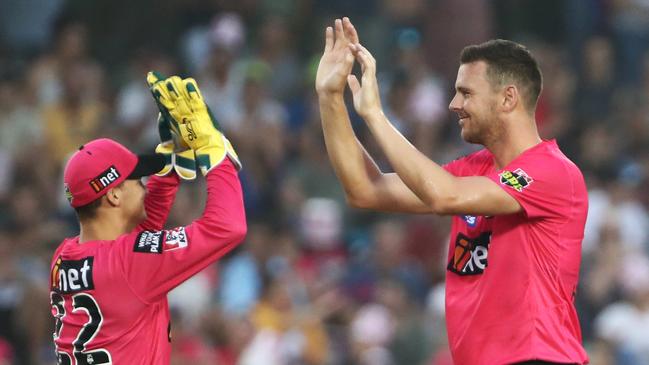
89;166;121;193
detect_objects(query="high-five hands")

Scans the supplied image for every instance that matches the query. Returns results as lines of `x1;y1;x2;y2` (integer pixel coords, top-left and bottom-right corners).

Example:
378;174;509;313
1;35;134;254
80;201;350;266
347;42;383;120
147;72;242;176
316;17;384;120
315;18;358;95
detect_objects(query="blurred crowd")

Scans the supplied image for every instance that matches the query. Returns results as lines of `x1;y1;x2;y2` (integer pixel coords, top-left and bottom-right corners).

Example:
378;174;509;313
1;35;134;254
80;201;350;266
1;0;649;364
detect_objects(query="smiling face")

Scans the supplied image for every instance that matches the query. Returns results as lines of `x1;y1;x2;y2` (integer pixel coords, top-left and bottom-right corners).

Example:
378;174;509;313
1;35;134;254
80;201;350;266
448;61;505;146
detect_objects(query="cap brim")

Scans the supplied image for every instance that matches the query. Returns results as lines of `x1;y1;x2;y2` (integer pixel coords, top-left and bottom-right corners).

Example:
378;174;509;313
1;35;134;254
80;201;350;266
128;154;166;179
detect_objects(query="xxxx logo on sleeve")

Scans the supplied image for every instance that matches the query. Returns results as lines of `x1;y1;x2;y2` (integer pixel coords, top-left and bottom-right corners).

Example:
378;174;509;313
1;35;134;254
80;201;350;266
447;232;492;275
499;168;533;192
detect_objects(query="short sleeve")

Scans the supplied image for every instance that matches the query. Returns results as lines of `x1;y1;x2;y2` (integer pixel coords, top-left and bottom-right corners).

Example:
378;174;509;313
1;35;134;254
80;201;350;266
443;149;492;177
443;158;463;176
485;150;574;219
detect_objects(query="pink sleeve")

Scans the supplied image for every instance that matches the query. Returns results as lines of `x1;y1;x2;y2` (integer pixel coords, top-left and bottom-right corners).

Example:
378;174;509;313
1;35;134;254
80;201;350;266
443;158;464;176
443;150;489;177
136;174;180;231
485;153;572;219
115;160;247;303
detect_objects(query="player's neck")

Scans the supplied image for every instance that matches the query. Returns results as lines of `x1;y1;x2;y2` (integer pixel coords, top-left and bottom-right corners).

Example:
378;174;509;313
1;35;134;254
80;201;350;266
78;216;130;244
486;115;541;169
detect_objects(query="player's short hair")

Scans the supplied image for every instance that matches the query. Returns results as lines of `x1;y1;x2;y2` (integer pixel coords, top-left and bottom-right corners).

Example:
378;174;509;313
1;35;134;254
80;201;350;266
73;180;126;221
460;39;543;113
74;196;103;220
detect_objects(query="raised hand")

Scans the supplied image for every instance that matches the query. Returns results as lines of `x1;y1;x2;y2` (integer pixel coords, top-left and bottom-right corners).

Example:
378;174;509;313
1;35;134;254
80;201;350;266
147;71;198;180
315;18;358;95
148;73;241;175
346;42;383;120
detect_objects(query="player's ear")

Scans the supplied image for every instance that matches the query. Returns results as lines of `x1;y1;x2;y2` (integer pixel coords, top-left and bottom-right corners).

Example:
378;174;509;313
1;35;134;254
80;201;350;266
501;84;518;113
105;185;122;207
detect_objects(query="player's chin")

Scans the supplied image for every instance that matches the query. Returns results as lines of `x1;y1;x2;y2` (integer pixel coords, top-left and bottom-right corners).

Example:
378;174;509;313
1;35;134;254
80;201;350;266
460;128;476;144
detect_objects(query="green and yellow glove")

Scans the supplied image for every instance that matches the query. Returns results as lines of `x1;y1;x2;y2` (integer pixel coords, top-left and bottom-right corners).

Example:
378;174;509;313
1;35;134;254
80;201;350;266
147;72;197;180
147;72;241;176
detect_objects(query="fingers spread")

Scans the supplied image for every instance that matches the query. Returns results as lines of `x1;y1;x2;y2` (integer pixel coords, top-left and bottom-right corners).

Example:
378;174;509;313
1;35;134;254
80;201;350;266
347;74;361;93
324;26;333;52
334;19;346;47
353;44;376;73
183;78;204;111
152;86;174;110
357;44;376;64
342;17;359;44
146;70;168;87
165;76;183;100
344;50;355;67
165;77;193;118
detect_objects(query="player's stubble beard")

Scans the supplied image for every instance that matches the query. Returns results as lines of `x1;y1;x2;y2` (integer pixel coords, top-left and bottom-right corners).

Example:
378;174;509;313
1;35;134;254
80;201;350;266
460;101;503;147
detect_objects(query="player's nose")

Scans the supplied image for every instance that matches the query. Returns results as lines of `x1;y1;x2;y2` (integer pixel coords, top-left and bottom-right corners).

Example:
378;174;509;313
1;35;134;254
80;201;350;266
449;93;462;112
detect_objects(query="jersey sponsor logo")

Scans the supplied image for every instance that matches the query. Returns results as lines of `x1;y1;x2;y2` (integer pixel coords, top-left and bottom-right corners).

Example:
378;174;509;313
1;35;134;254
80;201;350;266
52;257;95;293
447;232;492;275
164;227;188;251
134;231;163;254
499;168;533;192
89;165;121;193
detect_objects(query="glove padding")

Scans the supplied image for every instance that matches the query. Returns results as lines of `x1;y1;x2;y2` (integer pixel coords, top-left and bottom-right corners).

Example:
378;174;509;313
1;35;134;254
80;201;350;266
147;72;197;180
147;72;241;175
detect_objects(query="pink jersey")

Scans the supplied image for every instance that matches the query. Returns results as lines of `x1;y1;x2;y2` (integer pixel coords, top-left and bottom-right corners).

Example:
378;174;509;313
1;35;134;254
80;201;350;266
443;140;589;365
49;160;246;365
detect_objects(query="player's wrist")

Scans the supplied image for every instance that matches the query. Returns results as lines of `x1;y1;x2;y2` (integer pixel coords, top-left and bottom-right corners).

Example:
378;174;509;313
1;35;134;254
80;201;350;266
317;90;345;101
359;108;385;122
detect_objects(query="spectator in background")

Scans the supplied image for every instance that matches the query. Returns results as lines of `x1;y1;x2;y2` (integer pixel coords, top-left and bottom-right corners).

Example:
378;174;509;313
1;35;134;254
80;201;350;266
195;13;247;132
42;61;107;165
349;303;395;365
245;274;329;365
3;1;649;363
30;20;101;106
114;49;176;147
574;36;616;126
595;254;649;365
252;16;301;102
610;0;649;86
218;223;270;316
231;61;289;218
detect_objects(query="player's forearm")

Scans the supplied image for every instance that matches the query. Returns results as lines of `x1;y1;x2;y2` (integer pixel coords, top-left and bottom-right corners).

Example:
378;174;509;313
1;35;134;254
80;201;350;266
319;93;382;206
196;159;247;243
138;174;180;231
363;111;458;213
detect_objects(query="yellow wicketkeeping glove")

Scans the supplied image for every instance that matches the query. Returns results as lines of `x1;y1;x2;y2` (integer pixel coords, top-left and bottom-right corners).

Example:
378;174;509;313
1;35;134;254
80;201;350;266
147;72;241;176
147;72;197;180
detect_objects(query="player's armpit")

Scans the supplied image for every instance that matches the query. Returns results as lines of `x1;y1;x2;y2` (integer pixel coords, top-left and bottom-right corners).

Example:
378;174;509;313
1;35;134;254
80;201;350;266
432;176;522;216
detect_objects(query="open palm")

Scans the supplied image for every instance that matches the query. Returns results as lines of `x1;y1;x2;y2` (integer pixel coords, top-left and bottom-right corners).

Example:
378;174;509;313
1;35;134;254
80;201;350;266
347;43;382;119
315;18;358;95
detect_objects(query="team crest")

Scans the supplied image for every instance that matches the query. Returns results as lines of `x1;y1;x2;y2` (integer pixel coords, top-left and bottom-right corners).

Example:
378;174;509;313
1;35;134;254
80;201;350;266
499;168;533;192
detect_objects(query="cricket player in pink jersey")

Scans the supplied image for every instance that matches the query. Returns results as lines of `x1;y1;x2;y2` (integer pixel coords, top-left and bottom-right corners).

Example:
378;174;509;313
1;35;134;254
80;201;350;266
49;73;246;364
316;17;589;365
